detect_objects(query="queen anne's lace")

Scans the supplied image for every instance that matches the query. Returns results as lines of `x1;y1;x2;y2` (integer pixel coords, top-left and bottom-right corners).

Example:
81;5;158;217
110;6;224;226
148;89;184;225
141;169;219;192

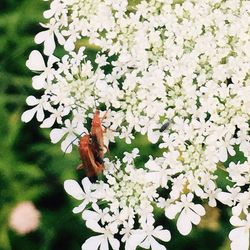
23;0;250;249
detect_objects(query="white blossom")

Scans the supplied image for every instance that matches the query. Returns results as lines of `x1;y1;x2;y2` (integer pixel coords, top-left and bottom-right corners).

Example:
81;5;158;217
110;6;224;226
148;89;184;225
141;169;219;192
82;221;120;250
165;193;206;235
229;214;250;250
24;0;250;249
64;178;97;213
127;224;171;250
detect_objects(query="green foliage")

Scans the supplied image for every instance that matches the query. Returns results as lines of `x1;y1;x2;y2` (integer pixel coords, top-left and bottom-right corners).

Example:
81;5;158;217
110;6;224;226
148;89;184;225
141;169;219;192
0;1;87;249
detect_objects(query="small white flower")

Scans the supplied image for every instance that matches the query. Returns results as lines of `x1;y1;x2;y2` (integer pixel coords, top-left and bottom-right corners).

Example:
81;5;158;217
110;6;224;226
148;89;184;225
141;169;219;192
165;193;205;235
82;221;120;250
127;224;171;250
64;178;96;213
26;50;59;76
232;191;250;216
21;95;50;123
40;106;70;128
50;119;86;153
228;162;250;186
82;203;111;225
123;148;139;164
217;186;241;207
35;21;56;55
119;126;135;144
229;214;250;250
216;133;236;162
26;50;59;90
95;53;108;67
120;218;134;243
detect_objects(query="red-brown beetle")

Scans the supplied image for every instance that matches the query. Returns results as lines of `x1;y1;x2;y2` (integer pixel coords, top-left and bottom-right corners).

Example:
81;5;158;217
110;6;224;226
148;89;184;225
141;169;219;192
77;134;104;177
77;110;107;177
90;110;107;164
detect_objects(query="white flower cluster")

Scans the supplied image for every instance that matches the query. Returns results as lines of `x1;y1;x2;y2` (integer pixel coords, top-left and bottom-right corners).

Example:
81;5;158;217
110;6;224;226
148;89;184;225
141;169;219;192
23;0;250;249
65;152;172;250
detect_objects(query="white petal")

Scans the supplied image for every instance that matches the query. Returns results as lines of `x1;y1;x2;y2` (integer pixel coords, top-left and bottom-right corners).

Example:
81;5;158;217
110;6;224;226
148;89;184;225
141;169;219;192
34;30;49;44
145;159;160;171
61;134;76;153
40;116;56;128
125;240;137;250
186;193;194;202
232;205;242;217
73;200;89;214
148;129;160;144
21;107;37;123
86;220;103;233
43;9;54;19
190;204;206;216
56;32;65;45
177;210;192;235
82;210;100;221
165;204;182;219
47;54;59;66
64;180;84;200
100;238;109;250
64;37;75;51
61;141;72;153
152;229;171;242
96;80;108;91
208;198;216;207
126;231;146;250
26;50;46;71
229;227;249;250
32;75;46;90
50;128;65;143
44;35;56;56
73;201;88;214
150;236;166;250
186;208;201;225
139;237;151;249
228;146;235;156
26;95;39;106
231;239;249;250
230;216;245;227
217;192;232;205
144;172;161;184
109;237;120;250
82;235;103;250
229;227;245;241
36;107;45;122
218;147;228;162
82;177;92;194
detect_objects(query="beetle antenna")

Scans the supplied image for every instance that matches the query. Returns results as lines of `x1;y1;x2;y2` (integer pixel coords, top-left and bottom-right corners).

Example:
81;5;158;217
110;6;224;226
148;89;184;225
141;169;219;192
63;131;86;156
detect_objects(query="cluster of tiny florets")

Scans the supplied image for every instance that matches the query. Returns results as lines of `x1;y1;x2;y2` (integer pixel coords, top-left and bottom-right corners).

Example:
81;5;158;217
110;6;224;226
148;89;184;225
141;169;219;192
23;0;250;249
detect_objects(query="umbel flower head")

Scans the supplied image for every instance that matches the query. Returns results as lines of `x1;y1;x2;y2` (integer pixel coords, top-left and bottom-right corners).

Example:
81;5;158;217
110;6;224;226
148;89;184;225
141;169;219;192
23;0;250;249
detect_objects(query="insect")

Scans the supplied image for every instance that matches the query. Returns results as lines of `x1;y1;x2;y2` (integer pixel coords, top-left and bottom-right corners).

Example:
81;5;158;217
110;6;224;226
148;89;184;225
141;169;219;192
90;110;107;164
159;120;170;132
77;134;104;177
77;110;108;178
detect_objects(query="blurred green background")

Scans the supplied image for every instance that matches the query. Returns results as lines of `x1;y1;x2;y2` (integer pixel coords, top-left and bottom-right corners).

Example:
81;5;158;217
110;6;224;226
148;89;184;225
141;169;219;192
0;0;232;249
